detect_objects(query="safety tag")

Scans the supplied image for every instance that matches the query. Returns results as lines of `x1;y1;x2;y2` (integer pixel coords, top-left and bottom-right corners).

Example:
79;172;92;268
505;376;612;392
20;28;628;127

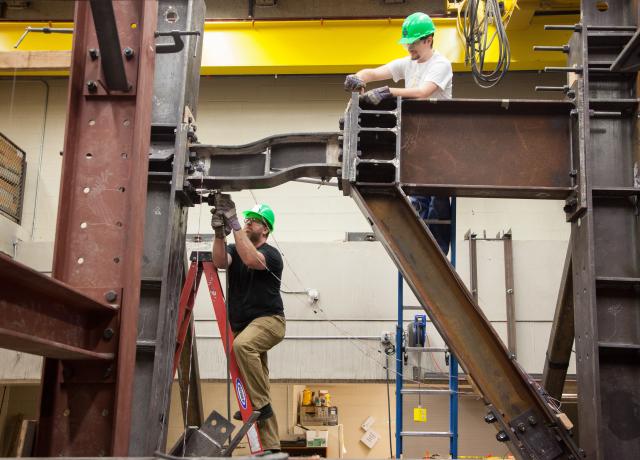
413;406;427;422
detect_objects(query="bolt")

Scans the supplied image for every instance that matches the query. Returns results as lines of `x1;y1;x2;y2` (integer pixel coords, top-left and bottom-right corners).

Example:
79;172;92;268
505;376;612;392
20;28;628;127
569;169;578;178
87;80;98;93
528;415;537;426
101;409;109;417
123;47;135;60
63;408;70;417
517;422;527;432
103;328;114;340
496;431;509;442
484;413;497;424
563;197;577;213
88;48;99;60
105;290;118;303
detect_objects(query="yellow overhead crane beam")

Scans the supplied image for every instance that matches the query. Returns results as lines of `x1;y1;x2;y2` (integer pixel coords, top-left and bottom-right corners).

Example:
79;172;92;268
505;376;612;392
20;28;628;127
0;15;576;76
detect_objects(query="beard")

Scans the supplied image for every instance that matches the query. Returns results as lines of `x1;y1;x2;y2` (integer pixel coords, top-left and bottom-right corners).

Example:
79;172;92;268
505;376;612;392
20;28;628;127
246;227;264;243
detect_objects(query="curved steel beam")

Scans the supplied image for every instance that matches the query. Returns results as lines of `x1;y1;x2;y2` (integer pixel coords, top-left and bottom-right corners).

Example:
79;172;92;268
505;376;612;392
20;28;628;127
187;132;341;191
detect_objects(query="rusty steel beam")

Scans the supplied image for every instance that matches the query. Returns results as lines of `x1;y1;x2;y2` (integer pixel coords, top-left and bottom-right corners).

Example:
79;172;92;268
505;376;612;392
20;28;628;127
37;0;158;456
352;185;581;460
399;99;573;199
542;238;574;402
0;253;117;360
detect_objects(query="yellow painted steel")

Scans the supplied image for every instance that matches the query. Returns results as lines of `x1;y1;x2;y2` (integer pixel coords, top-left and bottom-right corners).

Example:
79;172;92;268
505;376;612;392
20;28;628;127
0;16;576;76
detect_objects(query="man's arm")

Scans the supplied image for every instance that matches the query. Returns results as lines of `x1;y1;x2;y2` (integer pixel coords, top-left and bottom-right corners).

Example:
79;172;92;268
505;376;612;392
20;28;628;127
389;81;439;99
212;236;231;268
355;65;393;85
233;230;267;270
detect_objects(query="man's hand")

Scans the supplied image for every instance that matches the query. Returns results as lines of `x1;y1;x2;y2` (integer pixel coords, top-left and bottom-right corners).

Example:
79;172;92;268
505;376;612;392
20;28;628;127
344;74;365;92
211;210;231;239
214;193;241;232
360;86;392;105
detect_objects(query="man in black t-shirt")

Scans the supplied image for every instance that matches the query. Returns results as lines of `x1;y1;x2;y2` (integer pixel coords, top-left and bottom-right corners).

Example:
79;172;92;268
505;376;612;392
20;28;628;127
211;194;285;453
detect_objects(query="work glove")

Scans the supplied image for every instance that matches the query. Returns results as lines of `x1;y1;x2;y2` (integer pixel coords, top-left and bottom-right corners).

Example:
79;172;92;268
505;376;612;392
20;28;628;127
344;74;365;92
210;210;231;239
360;86;392;106
214;193;241;232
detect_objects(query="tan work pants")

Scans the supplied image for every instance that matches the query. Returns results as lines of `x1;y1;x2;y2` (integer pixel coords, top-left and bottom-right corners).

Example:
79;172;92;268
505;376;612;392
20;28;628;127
233;315;286;451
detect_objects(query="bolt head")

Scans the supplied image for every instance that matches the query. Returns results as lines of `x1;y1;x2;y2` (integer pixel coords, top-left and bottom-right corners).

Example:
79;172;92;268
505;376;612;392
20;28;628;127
484;413;497;424
496;431;509;442
528;415;537;426
123;47;135;59
87;80;98;93
88;48;99;60
103;328;114;340
105;290;118;303
517;422;526;432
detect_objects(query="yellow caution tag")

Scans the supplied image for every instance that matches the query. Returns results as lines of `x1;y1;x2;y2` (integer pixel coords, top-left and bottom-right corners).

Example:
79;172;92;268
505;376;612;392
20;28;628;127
413;407;427;422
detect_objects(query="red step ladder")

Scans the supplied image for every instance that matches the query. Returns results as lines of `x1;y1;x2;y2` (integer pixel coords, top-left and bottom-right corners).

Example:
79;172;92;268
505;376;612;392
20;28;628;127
173;251;263;454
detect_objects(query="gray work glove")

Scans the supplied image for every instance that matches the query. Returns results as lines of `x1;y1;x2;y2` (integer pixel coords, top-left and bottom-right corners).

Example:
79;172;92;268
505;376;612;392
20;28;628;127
360;86;392;105
210;210;231;238
214;193;241;232
344;74;365;92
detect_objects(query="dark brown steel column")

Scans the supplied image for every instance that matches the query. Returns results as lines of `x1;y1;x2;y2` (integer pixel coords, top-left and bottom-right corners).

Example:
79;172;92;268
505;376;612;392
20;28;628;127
352;185;580;459
566;2;640;457
36;0;158;456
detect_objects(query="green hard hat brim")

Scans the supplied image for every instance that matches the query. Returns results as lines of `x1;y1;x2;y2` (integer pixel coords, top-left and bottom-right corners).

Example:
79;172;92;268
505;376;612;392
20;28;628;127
243;210;274;232
398;36;419;45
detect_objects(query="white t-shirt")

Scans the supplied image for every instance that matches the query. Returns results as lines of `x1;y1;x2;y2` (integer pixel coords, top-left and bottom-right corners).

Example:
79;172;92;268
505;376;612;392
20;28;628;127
385;52;453;99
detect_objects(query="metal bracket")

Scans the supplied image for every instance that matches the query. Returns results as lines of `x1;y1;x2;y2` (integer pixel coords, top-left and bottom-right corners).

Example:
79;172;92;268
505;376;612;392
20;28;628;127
168;410;233;457
155;30;201;54
510;409;564;460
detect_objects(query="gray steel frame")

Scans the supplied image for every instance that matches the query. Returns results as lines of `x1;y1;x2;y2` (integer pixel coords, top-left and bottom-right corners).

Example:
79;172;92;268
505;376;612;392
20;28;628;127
129;0;206;454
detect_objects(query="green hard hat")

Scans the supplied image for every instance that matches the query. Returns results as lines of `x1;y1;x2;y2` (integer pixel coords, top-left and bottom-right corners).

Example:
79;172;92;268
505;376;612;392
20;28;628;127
399;12;436;45
243;203;275;232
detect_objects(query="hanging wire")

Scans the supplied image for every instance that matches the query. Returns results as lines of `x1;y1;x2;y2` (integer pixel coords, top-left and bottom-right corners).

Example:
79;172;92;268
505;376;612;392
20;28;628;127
457;0;515;88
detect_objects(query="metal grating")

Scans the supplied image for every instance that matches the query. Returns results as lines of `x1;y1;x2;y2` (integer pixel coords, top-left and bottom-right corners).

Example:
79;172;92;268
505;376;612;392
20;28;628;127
0;133;26;224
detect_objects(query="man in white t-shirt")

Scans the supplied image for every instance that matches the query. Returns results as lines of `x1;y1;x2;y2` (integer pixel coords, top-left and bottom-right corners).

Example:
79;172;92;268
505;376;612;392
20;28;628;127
343;12;453;255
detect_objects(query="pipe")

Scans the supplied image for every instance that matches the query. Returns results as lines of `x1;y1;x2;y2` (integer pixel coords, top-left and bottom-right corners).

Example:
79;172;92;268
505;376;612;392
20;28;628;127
395;271;403;458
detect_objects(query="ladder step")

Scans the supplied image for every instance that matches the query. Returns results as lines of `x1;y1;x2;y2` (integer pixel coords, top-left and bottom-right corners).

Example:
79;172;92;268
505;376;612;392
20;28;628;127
401;389;453;395
401;431;452;438
406;347;448;353
598;341;640;350
403;305;424;311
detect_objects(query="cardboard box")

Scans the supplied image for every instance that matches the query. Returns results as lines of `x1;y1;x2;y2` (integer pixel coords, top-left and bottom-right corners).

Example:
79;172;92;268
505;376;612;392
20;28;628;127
306;430;329;447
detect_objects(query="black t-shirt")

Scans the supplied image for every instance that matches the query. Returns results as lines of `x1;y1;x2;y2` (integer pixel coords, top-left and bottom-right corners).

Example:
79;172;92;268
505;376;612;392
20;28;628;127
226;243;284;332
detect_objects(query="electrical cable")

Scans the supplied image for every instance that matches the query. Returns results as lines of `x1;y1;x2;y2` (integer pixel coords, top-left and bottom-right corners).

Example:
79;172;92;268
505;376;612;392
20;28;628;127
457;0;514;88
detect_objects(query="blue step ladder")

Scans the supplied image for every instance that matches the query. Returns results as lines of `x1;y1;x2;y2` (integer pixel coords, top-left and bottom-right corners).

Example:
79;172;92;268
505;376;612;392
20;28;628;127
395;198;459;459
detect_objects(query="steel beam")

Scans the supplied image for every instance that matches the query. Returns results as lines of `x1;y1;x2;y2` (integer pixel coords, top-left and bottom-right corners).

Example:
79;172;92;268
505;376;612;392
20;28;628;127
129;0;206;455
37;1;158;456
542;238;574;402
503;232;517;358
564;2;640;458
188;133;341;192
352;186;580;459
399;99;573;199
0;253;117;360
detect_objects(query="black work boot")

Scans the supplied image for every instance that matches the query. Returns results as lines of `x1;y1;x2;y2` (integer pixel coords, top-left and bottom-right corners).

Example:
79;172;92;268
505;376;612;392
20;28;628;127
233;411;242;421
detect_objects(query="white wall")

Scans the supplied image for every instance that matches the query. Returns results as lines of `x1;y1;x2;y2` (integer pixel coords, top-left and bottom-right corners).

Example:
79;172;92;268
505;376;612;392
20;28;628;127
0;72;574;383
